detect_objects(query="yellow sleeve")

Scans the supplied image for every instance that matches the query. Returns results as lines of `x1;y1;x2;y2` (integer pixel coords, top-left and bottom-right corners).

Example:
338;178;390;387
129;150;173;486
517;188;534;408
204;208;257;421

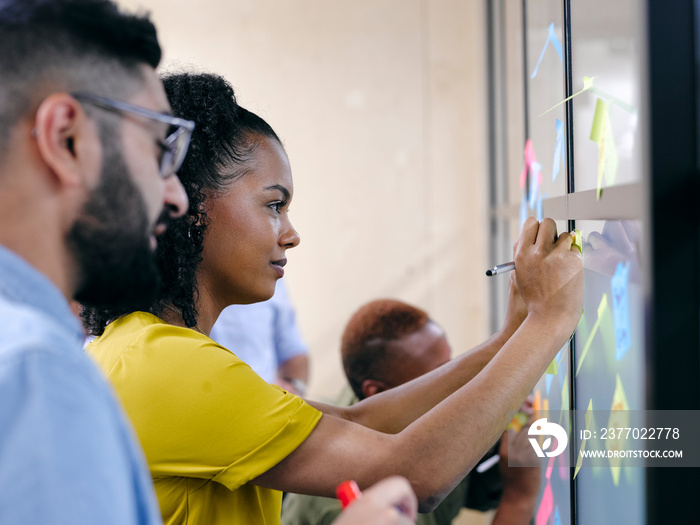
108;324;322;491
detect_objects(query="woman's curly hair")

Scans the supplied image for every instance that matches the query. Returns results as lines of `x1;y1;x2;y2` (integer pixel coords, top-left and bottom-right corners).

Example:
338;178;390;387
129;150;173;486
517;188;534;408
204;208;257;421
81;71;280;335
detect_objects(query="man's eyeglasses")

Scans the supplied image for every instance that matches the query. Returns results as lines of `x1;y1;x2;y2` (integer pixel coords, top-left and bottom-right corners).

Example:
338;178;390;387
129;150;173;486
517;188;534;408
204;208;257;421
72;92;195;178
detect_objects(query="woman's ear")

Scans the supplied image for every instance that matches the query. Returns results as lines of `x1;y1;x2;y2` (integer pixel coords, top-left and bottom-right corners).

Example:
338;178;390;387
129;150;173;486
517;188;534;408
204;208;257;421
33;93;101;190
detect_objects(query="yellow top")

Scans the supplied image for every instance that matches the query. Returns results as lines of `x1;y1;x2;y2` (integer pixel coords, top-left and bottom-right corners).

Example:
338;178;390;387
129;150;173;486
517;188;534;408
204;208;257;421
87;311;322;525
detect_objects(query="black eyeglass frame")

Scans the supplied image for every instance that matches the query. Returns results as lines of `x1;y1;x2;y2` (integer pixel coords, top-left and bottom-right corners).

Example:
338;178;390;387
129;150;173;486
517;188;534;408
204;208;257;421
71;92;195;178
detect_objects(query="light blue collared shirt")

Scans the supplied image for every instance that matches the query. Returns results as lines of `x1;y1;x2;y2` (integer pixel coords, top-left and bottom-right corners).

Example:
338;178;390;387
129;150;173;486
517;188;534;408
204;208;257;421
0;244;162;525
210;279;307;384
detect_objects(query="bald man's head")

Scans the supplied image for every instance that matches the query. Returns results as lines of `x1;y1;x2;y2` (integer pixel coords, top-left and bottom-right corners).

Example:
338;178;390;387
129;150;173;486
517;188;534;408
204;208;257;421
341;299;451;399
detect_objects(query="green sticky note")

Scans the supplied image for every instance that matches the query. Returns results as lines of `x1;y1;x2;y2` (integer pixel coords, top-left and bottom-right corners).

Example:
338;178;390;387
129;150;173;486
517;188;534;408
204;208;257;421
590;98;608;143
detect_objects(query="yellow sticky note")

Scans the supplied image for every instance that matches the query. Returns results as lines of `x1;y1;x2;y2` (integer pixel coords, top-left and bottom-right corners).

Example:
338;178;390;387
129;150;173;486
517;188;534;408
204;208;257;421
606;374;630;486
576;294;608;376
590;99;607;143
590;98;619;200
571;229;583;254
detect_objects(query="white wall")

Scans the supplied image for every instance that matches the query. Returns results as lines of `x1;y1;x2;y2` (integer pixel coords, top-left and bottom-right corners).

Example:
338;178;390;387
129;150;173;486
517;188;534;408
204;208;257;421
121;0;490;401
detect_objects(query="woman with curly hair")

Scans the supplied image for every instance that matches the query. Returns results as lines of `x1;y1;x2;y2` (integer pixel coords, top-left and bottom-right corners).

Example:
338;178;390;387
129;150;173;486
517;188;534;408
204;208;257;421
83;72;582;525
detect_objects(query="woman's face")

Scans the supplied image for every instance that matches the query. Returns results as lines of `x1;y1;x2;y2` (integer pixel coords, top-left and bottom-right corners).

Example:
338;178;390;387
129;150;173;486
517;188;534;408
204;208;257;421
200;135;300;306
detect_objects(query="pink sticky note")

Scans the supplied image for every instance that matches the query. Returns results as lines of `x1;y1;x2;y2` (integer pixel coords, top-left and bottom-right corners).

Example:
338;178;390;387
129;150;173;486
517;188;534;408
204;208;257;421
524;139;537;169
536;481;554;525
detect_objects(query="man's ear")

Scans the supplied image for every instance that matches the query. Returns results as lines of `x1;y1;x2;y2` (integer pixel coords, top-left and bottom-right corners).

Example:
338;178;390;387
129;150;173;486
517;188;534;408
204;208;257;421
33;93;101;189
361;378;390;399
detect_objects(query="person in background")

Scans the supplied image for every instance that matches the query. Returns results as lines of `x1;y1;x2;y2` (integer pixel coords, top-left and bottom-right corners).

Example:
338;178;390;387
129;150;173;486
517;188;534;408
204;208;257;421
0;0;191;523
211;278;309;395
282;298;540;525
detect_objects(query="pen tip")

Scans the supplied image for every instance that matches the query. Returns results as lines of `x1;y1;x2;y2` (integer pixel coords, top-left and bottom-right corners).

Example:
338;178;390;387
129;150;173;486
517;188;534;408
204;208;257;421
486;270;493;276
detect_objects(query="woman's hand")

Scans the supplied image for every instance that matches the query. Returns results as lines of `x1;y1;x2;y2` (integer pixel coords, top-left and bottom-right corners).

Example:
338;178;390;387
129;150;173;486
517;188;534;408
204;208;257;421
332;477;417;525
513;218;583;338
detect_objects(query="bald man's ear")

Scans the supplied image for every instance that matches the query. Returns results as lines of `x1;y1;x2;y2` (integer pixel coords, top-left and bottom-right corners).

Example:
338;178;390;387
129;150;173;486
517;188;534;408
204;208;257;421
33;93;101;189
361;379;390;399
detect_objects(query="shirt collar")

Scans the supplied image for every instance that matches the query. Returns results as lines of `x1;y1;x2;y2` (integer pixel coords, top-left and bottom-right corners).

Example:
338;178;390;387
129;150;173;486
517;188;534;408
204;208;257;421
0;244;84;342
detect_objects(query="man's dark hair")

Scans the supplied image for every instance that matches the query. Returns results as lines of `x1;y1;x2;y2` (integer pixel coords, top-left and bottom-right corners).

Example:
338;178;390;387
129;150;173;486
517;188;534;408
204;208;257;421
341;299;430;399
81;72;282;335
0;0;161;152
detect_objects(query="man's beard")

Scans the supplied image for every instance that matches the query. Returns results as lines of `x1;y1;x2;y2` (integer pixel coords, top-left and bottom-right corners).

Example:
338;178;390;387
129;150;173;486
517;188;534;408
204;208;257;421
68;143;163;311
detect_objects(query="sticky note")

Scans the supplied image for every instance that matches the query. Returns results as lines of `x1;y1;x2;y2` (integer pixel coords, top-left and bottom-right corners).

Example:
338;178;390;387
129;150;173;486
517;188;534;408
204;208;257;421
536;481;553;525
611;374;629;412
571;229;583;254
524;138;537;169
611;261;631;360
520;139;537;190
574;399;594;479
546;374;553;395
534;389;542;414
520;140;543;224
554;505;562;525
539;76;595;118
576;294;608;376
531;23;564;79
508;412;529;433
520;138;536;189
590;98;606;143
606;375;630;486
552;118;565;181
590;98;619;199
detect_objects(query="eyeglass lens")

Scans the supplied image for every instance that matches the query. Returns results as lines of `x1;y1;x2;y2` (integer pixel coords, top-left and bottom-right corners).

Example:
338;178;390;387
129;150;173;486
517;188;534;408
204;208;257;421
160;126;191;177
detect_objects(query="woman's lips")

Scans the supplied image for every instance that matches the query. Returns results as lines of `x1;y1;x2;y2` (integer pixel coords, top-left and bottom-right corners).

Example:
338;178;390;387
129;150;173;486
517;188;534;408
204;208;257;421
271;258;287;277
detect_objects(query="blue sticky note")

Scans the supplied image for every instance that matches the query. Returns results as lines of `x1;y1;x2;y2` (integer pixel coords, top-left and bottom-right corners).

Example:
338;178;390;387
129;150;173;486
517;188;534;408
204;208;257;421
554;505;562;525
546;373;553;395
520;194;528;226
536;193;544;221
611;261;631;360
549;23;564;64
531;23;564;79
552;118;565;181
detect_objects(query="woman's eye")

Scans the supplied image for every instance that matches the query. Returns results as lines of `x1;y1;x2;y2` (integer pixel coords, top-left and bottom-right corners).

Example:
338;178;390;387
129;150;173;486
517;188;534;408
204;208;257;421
268;201;284;213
